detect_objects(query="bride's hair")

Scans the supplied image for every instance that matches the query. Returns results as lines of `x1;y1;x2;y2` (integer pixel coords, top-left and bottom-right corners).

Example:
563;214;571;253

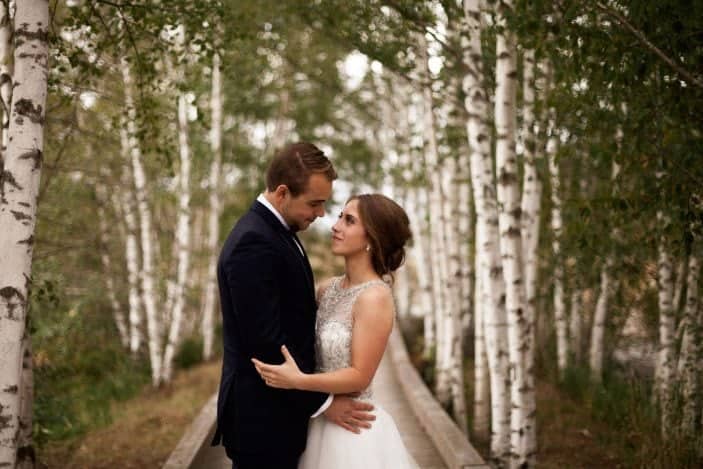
349;194;412;278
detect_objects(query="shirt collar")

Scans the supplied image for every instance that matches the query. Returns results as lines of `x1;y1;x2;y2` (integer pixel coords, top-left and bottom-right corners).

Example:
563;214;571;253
256;193;290;231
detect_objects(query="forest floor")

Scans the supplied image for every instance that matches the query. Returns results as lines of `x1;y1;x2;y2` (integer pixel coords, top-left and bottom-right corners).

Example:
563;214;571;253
38;360;221;469
467;379;626;469
37;353;630;469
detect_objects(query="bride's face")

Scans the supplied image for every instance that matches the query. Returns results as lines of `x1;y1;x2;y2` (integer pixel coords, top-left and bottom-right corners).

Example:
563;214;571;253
331;199;368;256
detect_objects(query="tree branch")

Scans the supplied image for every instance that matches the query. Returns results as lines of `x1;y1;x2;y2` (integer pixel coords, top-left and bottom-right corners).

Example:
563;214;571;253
595;2;703;89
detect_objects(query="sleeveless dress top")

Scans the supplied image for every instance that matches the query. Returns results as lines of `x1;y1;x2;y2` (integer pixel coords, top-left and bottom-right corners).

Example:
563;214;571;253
298;276;416;469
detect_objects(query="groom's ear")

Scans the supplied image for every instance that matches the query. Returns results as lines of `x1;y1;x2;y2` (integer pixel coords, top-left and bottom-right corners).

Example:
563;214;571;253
273;184;289;200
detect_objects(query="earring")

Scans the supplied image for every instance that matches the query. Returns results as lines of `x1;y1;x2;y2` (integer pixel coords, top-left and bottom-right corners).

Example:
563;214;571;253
366;245;371;252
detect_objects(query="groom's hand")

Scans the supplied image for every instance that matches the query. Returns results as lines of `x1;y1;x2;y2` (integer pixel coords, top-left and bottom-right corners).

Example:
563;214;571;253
324;396;375;434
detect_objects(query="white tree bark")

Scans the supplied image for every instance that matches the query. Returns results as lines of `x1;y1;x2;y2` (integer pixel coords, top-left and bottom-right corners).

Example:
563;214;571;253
202;53;224;360
0;1;48;463
161;94;193;382
457;148;473;338
418;35;453;407
590;260;611;383
407;187;435;357
547;103;567;376
656;210;676;435
442;152;468;431
96;180;129;348
121;56;162;386
495;2;533;464
0;1;12;167
518;48;539;464
461;0;510;462
472;246;490;441
117;134;143;355
589;152;621;384
678;251;700;434
672;258;687;315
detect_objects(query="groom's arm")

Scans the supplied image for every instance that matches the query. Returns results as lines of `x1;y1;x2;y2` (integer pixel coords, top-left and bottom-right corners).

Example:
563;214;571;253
223;232;328;414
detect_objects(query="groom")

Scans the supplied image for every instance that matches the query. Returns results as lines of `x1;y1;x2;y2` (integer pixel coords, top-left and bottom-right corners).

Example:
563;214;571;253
212;142;375;469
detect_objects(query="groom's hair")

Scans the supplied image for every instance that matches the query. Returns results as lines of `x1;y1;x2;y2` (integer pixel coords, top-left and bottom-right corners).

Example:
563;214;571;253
266;142;337;196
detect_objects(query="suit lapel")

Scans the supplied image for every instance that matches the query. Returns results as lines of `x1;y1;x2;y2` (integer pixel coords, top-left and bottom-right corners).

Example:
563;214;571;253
251;201;316;302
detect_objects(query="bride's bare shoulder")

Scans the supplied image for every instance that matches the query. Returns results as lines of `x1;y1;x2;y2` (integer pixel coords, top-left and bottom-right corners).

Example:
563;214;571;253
353;283;394;320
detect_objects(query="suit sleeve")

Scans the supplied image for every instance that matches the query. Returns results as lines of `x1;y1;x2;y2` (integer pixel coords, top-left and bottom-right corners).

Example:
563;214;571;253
222;232;327;415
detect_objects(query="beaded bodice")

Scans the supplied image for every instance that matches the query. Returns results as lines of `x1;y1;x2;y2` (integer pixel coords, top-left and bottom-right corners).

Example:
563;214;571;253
315;276;389;400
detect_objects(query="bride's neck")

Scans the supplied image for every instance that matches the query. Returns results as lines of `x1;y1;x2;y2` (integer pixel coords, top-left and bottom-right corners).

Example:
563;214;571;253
342;253;378;287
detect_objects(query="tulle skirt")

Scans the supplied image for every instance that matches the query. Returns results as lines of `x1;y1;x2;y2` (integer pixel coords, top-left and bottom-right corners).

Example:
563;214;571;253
298;402;416;469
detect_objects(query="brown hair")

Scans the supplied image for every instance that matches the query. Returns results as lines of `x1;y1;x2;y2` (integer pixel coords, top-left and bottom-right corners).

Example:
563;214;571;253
265;142;337;196
349;194;412;277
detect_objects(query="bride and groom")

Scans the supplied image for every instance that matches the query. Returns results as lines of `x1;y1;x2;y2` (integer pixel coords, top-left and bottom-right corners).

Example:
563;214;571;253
211;142;415;468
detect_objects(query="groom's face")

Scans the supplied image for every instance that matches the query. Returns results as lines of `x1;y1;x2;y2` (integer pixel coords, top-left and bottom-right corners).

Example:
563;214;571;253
281;173;333;232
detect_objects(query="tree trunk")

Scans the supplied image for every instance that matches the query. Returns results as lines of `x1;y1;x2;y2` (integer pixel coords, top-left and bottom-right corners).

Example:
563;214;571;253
569;288;582;364
96;180;129;348
418;34;452;406
656;212;676;435
407;187;435;358
116;136;143;355
161;94;193;382
519;48;540;464
589;158;620;383
0;0;12;169
473;245;491;441
201;53;224;360
0;1;49;464
495;3;533;464
462;0;511;462
121;56;162;386
17;328;34;469
678;250;700;434
547;105;567;376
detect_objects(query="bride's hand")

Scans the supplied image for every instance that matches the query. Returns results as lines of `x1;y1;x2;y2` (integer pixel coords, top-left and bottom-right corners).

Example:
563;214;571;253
252;345;304;389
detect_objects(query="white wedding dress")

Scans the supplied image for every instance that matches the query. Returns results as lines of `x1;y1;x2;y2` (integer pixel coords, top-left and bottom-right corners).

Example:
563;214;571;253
298;277;416;469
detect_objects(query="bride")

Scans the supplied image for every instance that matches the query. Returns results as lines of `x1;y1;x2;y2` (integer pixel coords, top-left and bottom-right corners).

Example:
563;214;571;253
253;193;415;469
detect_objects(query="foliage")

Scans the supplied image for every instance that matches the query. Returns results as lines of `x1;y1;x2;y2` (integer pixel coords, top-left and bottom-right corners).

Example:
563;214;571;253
30;260;150;447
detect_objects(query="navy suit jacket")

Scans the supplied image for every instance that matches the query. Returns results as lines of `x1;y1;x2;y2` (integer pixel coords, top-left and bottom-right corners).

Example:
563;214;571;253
212;200;327;456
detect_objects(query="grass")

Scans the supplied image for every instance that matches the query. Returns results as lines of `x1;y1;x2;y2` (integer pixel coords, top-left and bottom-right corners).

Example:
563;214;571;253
38;359;221;468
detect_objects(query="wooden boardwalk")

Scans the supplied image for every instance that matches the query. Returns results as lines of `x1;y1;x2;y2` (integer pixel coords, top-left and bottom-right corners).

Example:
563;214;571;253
189;350;447;469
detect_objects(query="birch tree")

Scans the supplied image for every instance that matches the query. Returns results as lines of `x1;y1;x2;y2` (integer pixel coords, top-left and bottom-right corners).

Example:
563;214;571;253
0;0;12;167
678;249;700;434
494;0;534;464
201;52;223;360
461;0;511;462
418;34;453;407
545;78;567;375
116;130;143;355
121;56;162;386
655;182;676;435
0;0;49;464
96;178;129;348
161;93;193;382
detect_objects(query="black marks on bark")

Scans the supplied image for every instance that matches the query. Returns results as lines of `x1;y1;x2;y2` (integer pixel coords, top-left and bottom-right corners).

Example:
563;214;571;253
1;170;22;190
18;234;33;246
14;99;44;126
2;385;18;394
0;286;26;320
10;209;31;222
19;148;42;170
14;23;48;49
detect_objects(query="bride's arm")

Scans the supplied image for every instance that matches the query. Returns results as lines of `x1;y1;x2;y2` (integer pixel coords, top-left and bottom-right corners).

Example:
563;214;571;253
253;285;394;394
